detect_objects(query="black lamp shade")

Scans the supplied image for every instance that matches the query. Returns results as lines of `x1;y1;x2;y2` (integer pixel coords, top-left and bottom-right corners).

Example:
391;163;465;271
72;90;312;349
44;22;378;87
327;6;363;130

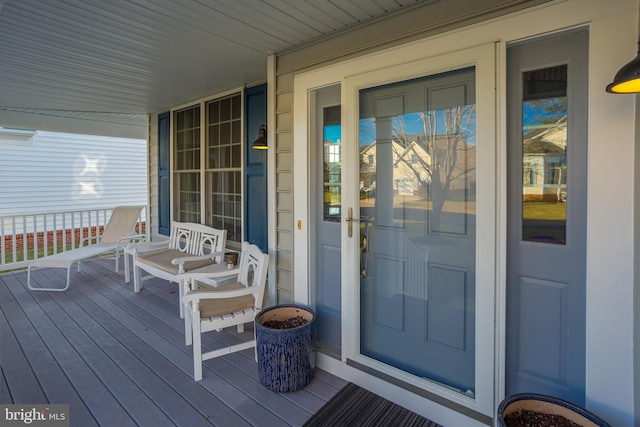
606;42;640;94
252;125;268;149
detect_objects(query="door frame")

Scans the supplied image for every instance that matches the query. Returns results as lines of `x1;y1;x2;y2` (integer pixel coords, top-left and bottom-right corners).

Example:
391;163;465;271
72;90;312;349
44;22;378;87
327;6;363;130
294;42;497;418
342;43;497;417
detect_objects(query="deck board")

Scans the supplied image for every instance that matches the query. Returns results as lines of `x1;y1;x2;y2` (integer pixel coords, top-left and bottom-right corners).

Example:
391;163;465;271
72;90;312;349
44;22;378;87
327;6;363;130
5;271;138;426
46;288;210;426
0;293;48;404
51;266;291;426
0;284;98;425
0;258;347;426
69;277;249;426
0;367;11;404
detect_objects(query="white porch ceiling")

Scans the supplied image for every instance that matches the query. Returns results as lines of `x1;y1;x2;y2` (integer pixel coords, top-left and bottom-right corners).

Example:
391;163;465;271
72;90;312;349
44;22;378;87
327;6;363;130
0;0;432;137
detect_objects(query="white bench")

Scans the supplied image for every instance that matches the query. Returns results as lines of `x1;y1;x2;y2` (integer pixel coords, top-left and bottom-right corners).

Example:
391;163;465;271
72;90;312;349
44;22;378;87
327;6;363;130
127;222;228;317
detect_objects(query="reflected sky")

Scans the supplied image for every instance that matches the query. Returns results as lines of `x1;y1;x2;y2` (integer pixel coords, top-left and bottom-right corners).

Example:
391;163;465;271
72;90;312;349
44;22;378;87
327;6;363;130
359;108;476;146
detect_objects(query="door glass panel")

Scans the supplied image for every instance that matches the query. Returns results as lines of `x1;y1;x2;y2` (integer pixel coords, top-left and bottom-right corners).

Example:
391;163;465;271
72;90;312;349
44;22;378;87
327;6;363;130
359;68;477;395
323;106;342;222
522;65;567;244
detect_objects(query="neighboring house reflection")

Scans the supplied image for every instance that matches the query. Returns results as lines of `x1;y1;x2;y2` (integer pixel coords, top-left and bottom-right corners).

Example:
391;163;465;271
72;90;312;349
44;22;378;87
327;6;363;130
359;136;476;203
522;117;567;203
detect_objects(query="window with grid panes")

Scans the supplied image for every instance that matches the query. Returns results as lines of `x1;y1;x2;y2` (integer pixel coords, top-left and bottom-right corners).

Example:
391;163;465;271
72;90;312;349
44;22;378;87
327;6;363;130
174;105;201;223
205;93;242;244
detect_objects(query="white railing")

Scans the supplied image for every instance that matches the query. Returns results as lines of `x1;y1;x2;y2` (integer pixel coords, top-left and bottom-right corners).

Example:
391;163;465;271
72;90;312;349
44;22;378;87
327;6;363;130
0;206;147;272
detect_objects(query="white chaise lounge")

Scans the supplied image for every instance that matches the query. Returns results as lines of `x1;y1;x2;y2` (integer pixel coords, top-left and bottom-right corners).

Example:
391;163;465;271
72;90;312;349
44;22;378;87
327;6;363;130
27;205;144;292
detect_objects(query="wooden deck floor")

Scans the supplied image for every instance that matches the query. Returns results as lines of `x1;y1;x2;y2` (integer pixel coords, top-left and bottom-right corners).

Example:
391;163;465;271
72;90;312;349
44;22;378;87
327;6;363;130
0;258;346;426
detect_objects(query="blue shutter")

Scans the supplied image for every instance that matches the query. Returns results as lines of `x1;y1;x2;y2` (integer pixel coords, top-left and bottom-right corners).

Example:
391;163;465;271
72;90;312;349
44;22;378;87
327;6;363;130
158;112;171;236
244;84;267;252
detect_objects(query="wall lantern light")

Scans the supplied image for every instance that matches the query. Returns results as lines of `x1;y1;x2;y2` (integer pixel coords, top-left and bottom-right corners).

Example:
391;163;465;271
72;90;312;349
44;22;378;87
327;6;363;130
606;41;640;94
252;124;268;149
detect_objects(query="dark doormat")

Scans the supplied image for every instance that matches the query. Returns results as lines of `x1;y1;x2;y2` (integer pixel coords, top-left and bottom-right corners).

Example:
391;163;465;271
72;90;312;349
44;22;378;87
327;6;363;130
304;382;443;427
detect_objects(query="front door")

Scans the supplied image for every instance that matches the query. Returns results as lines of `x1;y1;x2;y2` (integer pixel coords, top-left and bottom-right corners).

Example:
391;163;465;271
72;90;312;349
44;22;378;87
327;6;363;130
506;29;588;405
356;67;479;394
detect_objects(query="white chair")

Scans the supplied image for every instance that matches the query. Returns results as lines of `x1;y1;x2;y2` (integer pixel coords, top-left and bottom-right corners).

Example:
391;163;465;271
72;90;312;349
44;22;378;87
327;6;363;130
180;242;269;381
27;206;144;291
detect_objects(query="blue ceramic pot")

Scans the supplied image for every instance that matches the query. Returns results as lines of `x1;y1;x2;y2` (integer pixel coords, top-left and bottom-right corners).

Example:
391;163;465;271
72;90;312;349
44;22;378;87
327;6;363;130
498;393;611;427
255;304;316;393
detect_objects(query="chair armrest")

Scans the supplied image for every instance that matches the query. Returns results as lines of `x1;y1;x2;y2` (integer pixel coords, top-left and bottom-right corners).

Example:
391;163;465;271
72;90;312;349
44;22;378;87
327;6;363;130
127;239;169;254
176;264;241;281
114;234;145;251
80;233;145;246
80;234;101;246
116;234;145;246
183;286;255;303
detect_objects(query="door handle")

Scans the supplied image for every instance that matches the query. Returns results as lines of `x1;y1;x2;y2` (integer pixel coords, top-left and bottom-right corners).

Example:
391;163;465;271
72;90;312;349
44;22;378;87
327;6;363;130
346;207;357;238
345;208;370;237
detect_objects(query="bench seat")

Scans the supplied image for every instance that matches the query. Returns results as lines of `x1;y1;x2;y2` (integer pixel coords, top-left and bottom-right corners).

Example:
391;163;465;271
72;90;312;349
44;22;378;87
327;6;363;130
136;249;215;275
129;221;228;318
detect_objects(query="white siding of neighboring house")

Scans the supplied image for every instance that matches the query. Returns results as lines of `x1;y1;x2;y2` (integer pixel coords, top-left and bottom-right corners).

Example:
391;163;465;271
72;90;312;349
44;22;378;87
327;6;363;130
0;130;147;216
